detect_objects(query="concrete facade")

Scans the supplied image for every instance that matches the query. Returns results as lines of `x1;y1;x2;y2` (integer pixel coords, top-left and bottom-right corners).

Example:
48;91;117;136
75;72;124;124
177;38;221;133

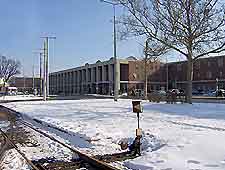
49;58;128;96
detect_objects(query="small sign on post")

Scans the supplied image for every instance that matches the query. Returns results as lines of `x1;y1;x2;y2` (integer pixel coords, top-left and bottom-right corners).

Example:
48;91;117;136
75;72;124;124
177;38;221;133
132;100;143;113
132;100;143;129
132;100;143;156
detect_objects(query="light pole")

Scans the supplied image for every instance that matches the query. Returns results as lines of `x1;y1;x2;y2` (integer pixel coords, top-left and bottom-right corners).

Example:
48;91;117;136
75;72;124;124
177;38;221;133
100;0;119;101
39;52;43;96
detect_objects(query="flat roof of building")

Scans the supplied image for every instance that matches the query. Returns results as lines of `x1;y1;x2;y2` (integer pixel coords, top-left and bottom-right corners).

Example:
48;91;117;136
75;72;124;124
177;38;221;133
49;56;138;75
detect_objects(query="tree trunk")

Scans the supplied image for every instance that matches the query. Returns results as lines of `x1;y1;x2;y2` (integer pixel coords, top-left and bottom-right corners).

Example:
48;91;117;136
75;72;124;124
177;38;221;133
186;59;193;104
3;81;6;100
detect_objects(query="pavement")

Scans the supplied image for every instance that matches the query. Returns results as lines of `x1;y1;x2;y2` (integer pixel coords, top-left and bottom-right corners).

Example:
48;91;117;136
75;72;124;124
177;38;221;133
0;94;225;104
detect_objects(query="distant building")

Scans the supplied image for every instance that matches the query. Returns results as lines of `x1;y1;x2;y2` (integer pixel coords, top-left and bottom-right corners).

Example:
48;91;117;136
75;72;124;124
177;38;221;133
9;77;41;93
49;55;225;96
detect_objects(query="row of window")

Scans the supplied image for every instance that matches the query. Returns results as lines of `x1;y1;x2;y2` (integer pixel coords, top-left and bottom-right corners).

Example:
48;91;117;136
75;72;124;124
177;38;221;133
50;70;113;86
177;58;224;71
195;71;223;79
172;71;224;80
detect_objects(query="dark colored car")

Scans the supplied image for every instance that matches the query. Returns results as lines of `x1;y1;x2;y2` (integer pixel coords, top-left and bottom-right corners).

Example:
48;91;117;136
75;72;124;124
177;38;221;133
170;89;185;96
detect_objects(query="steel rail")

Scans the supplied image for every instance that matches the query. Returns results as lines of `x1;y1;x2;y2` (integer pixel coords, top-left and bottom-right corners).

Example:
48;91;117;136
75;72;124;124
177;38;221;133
0;128;41;170
20;120;119;170
0;135;8;164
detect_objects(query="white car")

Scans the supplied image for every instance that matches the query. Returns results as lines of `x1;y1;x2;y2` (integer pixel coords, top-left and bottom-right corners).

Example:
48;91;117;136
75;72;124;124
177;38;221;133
157;90;167;96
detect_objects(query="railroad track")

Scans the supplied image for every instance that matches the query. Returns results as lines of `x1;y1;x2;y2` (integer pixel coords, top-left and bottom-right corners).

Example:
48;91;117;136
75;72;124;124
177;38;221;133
0;127;41;170
20;120;119;170
0;105;122;170
0;132;9;163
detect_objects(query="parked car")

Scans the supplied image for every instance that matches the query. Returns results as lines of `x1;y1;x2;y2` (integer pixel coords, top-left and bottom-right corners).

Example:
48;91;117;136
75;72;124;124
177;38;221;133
157;90;167;96
207;89;225;97
148;90;167;102
170;89;185;96
170;89;180;94
121;92;128;96
215;89;225;97
135;89;144;97
179;89;185;95
192;89;204;95
17;91;24;95
8;91;17;96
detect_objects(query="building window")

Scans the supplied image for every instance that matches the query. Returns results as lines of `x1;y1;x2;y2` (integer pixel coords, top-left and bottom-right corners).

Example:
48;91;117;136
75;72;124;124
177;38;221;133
207;71;212;79
220;71;223;78
195;61;200;70
177;64;182;71
136;64;139;70
218;58;223;67
208;61;211;67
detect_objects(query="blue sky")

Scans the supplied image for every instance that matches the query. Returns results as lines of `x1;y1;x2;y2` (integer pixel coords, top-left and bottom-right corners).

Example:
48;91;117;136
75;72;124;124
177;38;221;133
0;0;146;76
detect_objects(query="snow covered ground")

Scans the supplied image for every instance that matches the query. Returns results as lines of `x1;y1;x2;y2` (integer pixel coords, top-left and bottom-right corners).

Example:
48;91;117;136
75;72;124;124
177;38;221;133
3;99;225;170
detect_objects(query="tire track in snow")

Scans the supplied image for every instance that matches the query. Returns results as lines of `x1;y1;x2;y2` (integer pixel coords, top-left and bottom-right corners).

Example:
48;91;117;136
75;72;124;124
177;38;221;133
147;116;225;132
166;120;225;132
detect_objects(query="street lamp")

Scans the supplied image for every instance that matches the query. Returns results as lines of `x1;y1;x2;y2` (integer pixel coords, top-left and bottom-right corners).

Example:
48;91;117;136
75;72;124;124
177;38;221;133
100;0;119;101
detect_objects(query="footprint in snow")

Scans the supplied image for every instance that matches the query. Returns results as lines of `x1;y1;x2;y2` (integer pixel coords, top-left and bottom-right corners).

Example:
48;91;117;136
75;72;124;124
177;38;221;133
177;145;184;149
156;160;165;164
187;160;201;164
187;160;202;170
204;164;219;167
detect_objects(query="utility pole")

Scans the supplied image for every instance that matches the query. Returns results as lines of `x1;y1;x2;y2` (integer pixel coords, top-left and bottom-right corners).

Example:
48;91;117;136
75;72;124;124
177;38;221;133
100;0;119;101
43;41;47;101
41;36;56;101
32;65;35;93
39;52;43;96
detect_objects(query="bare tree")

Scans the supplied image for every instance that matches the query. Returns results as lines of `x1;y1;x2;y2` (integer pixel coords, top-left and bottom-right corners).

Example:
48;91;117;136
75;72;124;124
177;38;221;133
115;0;225;103
0;56;21;89
143;38;168;99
